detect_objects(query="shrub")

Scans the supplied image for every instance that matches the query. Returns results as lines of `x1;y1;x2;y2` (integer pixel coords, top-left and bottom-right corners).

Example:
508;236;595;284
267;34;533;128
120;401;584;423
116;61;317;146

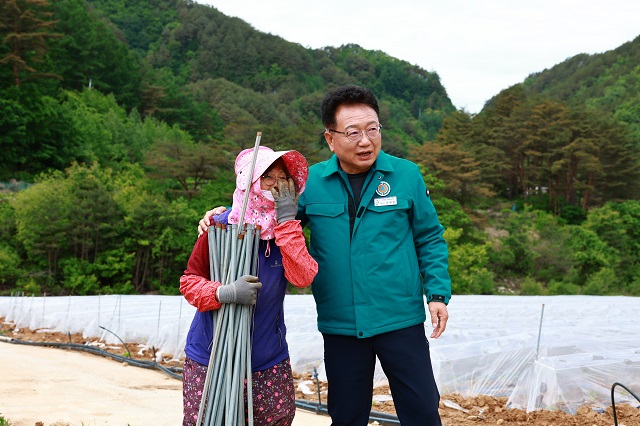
520;277;546;295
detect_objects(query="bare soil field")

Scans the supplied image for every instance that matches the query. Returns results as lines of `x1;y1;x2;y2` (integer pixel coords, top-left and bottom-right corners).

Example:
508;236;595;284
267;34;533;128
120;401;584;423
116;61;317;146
1;319;639;426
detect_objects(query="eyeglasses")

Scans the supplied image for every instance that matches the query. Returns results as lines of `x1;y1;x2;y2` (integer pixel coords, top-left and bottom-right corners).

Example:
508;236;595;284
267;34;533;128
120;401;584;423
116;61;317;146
328;124;382;143
261;173;289;186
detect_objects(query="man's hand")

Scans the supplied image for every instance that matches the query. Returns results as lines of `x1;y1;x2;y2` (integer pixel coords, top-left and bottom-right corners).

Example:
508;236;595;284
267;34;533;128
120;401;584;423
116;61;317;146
216;275;262;305
271;178;298;224
428;302;448;339
198;207;227;236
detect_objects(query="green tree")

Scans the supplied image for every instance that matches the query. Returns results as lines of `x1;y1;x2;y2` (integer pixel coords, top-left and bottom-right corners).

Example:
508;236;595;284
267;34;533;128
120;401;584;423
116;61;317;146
514;100;572;212
0;194;22;288
64;164;122;263
583;201;640;291
446;227;495;294
529;210;574;283
0;95;30;179
489;209;539;276
567;226;620;289
115;178;197;294
48;0;142;110
475;85;528;198
144;125;232;200
59;88;155;167
411;111;494;205
12;171;70;282
591;115;640;203
141;68;223;141
0;87;85;180
0;0;61;86
85;0;178;54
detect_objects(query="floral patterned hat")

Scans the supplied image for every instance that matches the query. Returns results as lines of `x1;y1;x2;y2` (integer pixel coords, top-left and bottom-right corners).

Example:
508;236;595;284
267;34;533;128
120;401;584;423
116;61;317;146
228;146;308;240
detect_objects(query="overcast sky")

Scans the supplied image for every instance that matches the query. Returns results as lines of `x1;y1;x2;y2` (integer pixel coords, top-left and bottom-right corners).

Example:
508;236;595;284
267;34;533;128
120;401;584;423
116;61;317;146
197;1;640;113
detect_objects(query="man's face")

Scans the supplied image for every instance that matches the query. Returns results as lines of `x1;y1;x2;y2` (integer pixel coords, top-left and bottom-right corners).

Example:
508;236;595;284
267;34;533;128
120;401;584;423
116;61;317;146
324;104;381;174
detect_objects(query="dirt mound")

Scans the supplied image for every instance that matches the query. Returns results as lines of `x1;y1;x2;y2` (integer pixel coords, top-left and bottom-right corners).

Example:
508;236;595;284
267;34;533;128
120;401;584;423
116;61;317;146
293;372;640;426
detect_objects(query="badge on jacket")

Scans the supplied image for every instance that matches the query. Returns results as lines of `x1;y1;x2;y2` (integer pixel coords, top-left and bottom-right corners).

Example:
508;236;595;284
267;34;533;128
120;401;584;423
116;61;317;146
376;181;391;197
375;181;396;206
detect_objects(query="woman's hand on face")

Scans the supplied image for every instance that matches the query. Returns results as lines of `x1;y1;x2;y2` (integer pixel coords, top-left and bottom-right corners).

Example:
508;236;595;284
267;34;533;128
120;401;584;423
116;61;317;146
272;178;299;224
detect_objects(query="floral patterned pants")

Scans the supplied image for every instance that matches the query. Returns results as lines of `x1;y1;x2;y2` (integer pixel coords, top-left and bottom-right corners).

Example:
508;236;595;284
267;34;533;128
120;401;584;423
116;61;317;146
183;356;296;426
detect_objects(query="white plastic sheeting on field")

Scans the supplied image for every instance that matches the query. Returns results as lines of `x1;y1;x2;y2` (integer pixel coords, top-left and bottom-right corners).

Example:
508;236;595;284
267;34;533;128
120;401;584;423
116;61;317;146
1;294;639;414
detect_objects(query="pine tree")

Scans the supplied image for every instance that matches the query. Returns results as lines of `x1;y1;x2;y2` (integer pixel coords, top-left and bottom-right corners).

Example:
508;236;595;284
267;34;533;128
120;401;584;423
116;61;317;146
0;0;62;86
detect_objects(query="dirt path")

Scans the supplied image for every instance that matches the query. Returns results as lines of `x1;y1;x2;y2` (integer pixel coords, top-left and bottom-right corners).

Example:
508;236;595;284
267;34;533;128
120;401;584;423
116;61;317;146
0;341;183;425
0;341;333;426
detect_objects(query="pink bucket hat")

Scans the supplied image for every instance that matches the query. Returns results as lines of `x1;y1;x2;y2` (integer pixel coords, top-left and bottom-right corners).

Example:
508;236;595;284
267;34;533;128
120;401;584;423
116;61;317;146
228;146;308;240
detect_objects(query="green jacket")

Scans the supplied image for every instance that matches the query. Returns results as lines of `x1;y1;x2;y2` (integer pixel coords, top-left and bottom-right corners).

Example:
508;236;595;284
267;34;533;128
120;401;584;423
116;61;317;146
298;151;451;338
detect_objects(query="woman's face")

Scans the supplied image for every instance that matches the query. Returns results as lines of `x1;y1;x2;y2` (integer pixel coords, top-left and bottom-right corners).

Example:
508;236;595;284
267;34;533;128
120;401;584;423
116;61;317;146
260;163;288;191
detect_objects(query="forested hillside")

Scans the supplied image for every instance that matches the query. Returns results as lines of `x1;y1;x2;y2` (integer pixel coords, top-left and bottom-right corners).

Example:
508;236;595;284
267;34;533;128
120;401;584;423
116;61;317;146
88;0;455;159
1;0;638;297
523;35;640;141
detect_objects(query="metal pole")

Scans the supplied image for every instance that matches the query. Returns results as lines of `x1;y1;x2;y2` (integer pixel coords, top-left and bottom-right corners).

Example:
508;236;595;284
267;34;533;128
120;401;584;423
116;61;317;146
237;132;262;233
535;304;545;360
199;132;263;425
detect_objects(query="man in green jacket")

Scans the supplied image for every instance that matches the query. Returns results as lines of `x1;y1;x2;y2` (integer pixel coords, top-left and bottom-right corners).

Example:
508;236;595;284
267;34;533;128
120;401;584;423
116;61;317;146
298;85;451;426
199;85;450;425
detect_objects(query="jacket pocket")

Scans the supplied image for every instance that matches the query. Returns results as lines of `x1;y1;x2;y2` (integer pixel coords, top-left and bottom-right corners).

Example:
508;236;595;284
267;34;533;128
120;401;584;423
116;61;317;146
306;203;345;217
363;198;411;234
304;203;345;305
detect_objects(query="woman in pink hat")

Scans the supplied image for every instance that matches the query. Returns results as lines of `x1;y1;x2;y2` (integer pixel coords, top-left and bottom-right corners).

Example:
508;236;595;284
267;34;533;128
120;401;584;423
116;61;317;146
180;146;318;426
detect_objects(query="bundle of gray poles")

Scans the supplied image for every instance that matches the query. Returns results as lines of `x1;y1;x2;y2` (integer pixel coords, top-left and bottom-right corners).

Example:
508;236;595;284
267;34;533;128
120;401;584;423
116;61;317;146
197;133;262;426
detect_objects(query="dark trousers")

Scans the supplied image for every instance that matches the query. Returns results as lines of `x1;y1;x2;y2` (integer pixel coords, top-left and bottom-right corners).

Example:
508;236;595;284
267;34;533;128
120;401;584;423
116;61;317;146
323;324;441;426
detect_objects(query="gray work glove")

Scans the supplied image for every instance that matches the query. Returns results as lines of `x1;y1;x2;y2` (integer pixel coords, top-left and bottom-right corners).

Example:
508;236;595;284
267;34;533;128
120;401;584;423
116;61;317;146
217;275;262;305
271;178;299;224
